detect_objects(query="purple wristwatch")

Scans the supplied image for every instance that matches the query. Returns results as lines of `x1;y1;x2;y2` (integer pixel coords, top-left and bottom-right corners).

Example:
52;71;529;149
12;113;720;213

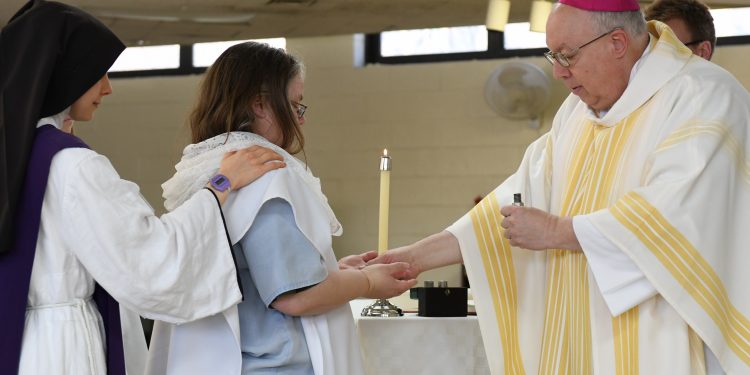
209;174;231;192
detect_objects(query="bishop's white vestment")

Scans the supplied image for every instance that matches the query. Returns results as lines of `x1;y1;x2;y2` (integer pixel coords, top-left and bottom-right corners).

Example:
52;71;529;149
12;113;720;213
447;21;750;374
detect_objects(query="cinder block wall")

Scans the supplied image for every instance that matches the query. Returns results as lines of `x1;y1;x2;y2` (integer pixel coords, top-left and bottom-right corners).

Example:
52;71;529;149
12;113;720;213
78;36;749;286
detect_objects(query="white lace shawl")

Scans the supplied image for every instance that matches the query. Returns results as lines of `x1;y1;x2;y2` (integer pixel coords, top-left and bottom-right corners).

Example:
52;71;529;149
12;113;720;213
162;131;340;234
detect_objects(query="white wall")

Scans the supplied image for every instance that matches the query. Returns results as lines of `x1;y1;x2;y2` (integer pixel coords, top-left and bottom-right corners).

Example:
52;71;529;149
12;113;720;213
77;36;750;286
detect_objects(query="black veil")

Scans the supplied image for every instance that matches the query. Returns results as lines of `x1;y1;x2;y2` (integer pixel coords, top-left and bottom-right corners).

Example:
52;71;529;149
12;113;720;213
0;0;125;254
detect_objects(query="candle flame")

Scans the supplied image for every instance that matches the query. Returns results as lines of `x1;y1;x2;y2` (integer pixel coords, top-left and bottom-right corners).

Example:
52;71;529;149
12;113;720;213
383;148;388;157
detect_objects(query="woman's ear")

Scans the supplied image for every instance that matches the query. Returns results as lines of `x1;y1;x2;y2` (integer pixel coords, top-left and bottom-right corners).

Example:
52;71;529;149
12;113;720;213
251;95;268;119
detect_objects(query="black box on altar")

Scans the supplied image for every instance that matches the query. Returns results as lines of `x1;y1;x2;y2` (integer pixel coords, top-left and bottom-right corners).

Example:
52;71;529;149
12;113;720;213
410;283;467;317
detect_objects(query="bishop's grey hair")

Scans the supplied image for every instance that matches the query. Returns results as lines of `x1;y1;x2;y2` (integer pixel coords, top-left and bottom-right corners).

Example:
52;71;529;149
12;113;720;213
590;10;647;37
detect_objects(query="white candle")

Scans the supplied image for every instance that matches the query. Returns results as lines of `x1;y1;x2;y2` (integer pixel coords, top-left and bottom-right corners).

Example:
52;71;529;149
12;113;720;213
378;149;391;255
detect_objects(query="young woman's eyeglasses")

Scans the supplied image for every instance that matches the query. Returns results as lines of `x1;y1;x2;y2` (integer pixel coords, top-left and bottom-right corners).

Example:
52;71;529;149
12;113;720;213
291;101;307;119
544;27;622;68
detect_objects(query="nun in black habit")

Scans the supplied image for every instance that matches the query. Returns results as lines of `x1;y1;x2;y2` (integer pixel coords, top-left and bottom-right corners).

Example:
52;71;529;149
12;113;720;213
0;1;285;374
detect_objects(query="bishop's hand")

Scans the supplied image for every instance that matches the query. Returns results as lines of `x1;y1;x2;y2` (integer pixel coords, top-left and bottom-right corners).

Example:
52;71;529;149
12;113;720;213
367;247;422;280
499;205;581;251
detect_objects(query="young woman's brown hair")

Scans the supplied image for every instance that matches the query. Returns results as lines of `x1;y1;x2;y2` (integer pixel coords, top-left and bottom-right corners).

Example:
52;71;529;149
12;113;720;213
190;42;305;154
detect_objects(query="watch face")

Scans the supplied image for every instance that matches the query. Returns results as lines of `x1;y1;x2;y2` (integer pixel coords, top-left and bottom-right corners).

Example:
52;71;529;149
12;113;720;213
211;174;231;192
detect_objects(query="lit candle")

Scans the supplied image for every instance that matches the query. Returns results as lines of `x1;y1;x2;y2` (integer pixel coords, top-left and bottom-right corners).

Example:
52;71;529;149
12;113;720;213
378;148;391;255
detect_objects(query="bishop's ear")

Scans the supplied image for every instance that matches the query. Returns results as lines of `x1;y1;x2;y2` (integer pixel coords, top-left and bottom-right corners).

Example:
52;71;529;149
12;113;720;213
609;28;629;58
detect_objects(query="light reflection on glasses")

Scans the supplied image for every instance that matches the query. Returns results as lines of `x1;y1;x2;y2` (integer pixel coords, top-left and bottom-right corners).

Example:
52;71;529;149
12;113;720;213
291;101;307;119
544;27;622;68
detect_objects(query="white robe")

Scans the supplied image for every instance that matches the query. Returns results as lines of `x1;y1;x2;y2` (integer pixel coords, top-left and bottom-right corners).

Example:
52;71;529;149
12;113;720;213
147;132;364;375
447;21;750;374
19;147;243;375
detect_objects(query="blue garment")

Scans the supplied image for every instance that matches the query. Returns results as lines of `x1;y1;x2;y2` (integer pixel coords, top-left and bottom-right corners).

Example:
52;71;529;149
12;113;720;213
233;198;328;374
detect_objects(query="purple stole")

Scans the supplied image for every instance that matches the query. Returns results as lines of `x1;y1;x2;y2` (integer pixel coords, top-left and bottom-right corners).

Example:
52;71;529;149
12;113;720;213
0;125;126;375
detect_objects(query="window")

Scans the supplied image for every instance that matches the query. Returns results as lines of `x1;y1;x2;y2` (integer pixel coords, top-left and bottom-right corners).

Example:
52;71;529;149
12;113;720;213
712;7;750;38
366;22;547;64
109;45;180;72
193;38;286;67
109;38;286;78
380;26;487;57
365;8;750;65
503;23;547;50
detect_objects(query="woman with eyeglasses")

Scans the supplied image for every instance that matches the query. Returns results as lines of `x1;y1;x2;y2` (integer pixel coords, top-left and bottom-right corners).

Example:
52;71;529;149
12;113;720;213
148;41;416;375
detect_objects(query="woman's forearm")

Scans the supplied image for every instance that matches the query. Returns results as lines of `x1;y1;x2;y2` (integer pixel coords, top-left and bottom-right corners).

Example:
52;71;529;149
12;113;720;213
271;269;368;316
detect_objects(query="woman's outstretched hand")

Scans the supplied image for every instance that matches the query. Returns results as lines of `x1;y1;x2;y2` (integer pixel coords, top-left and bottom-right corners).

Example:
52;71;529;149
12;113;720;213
360;262;417;299
338;250;378;270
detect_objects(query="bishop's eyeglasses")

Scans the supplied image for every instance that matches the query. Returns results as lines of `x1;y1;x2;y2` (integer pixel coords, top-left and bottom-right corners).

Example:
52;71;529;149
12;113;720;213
544;27;622;68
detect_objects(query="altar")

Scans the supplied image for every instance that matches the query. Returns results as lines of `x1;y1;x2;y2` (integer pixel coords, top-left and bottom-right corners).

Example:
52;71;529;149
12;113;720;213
350;299;491;375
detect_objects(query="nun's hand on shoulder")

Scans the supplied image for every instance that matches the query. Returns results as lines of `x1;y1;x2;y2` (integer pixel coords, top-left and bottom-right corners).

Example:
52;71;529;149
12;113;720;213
219;145;286;190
